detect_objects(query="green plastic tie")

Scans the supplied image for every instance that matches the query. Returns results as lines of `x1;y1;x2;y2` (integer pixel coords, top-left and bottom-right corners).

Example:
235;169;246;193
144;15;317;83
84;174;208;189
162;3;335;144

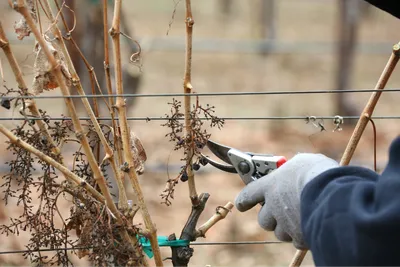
138;236;189;258
89;0;111;5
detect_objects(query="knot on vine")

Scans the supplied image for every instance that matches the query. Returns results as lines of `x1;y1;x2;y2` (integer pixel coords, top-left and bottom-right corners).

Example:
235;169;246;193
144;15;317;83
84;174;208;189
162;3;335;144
120;162;130;173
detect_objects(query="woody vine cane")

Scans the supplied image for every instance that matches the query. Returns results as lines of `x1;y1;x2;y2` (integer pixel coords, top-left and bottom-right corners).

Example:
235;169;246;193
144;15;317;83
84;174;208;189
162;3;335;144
6;0;154;265
183;0;198;205
159;0;233;265
39;0;130;212
289;43;400;267
3;1;393;266
1;0;233;266
110;0;163;265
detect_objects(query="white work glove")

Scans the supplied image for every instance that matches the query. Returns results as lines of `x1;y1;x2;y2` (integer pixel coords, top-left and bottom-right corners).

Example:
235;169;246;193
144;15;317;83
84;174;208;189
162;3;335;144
235;153;339;249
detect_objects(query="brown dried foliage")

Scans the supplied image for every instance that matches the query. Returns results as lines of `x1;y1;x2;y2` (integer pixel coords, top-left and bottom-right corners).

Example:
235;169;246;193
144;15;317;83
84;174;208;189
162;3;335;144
0;1;228;266
13;0;36;40
0;92;142;265
32;41;72;95
160;97;224;205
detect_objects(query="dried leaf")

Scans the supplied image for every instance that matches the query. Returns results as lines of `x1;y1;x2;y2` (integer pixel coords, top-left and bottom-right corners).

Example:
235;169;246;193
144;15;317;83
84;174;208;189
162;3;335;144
65;205;94;259
77;220;93;259
13;0;36;40
32;41;72;95
130;131;147;175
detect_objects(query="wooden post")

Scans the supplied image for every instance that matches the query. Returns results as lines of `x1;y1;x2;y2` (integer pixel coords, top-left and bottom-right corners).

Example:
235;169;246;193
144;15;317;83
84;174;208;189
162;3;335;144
335;0;360;117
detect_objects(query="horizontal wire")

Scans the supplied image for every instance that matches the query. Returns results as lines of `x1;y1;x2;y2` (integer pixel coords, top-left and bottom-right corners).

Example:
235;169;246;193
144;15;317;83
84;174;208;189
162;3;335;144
1;116;400;121
0;247;84;255
1;88;400;99
0;241;283;255
0;89;395;255
190;241;283;246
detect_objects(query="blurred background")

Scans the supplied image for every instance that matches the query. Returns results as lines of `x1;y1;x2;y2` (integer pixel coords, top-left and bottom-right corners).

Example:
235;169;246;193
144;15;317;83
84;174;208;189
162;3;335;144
1;0;400;266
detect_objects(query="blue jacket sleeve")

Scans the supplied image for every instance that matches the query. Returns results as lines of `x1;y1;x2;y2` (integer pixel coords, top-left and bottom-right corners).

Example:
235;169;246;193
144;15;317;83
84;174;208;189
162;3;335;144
364;0;400;19
301;136;400;266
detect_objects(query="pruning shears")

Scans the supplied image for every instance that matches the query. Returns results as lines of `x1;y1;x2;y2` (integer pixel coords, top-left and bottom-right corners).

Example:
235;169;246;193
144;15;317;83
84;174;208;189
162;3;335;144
201;140;287;185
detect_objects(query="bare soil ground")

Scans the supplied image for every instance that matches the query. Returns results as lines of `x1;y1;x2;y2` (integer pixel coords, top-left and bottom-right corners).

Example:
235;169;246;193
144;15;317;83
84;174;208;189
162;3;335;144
1;1;400;266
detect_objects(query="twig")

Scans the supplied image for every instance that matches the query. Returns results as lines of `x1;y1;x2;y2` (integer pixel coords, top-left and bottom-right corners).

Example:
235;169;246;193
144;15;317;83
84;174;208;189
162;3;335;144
0;21;108;209
102;0;123;170
340;43;400;165
54;0;101;171
196;202;234;238
109;1;162;266
289;250;308;267
0;18;98;216
39;0;129;211
0;124;104;202
10;0;138;252
12;2;145;264
169;193;209;266
367;117;377;172
183;0;198;205
289;42;400;267
0;21;61;159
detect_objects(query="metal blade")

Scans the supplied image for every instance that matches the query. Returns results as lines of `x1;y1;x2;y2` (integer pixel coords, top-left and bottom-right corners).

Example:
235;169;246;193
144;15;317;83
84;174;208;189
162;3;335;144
200;155;237;173
206;140;234;165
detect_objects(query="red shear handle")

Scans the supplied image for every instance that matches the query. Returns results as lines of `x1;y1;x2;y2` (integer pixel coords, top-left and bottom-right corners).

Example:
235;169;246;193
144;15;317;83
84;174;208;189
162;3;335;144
266;156;287;169
276;156;287;168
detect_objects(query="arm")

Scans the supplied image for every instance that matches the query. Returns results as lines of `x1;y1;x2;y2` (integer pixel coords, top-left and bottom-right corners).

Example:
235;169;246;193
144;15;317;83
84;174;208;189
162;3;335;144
364;0;400;19
301;136;400;266
235;137;400;266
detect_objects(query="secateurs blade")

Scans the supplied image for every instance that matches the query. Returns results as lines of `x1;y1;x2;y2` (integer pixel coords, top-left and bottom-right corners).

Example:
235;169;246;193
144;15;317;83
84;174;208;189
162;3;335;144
201;140;287;185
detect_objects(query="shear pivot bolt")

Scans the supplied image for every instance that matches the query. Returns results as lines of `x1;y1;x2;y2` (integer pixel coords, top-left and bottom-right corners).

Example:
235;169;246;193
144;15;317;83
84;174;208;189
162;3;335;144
238;161;250;174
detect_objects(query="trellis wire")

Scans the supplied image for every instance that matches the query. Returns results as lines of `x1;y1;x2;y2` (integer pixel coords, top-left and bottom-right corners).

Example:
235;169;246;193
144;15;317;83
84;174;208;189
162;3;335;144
2;89;398;121
2;88;400;99
7;34;394;55
1;116;399;121
0;241;283;255
0;83;397;259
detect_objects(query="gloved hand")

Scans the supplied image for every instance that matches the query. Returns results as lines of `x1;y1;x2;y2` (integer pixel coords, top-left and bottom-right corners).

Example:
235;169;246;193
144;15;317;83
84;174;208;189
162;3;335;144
235;153;339;249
